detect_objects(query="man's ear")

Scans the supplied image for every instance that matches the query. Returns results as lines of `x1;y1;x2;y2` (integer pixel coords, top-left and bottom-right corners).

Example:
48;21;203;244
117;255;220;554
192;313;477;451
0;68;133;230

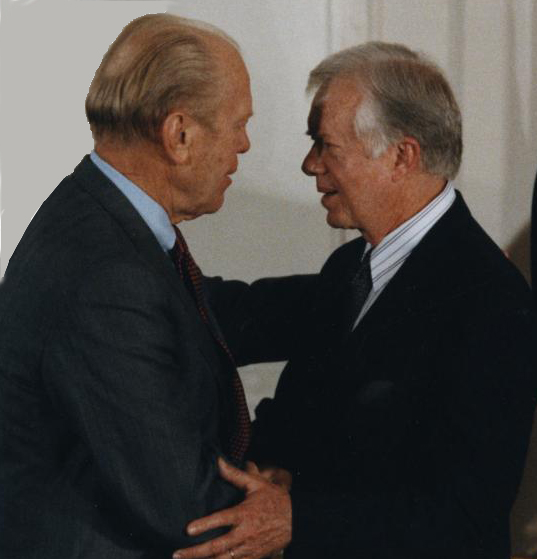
161;111;197;165
392;136;421;181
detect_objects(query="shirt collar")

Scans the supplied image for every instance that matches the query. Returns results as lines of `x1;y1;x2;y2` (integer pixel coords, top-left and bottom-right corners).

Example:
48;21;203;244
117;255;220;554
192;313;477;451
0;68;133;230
362;181;456;293
90;151;176;252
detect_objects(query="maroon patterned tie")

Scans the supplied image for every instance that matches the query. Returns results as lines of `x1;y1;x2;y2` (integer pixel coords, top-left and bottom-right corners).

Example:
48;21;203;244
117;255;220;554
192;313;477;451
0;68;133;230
171;227;251;464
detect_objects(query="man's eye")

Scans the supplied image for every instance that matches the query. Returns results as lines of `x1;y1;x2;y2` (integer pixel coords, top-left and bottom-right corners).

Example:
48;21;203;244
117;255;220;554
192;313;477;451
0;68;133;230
312;139;337;154
313;138;324;152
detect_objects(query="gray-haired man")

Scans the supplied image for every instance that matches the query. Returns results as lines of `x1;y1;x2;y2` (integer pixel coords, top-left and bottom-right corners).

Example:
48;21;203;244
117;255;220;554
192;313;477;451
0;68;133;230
176;42;537;559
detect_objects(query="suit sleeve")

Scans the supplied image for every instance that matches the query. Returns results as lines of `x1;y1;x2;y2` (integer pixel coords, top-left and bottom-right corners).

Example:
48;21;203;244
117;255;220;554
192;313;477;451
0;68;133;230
205;274;319;366
43;259;241;550
204;240;362;367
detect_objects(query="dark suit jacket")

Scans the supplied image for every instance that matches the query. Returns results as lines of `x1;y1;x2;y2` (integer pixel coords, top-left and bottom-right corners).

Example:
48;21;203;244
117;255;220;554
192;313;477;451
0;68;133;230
0;156;241;559
209;193;537;559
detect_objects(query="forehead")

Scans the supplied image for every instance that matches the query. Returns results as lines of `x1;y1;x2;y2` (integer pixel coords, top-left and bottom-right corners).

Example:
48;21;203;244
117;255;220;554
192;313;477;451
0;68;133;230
212;45;253;119
309;78;363;137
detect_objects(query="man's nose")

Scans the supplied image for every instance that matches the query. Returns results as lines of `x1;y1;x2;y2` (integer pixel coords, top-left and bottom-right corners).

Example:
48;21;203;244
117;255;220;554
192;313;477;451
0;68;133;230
237;130;250;154
302;146;323;176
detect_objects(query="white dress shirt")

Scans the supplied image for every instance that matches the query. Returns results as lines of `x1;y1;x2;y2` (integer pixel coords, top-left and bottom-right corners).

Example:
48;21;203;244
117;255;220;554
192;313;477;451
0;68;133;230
353;182;456;328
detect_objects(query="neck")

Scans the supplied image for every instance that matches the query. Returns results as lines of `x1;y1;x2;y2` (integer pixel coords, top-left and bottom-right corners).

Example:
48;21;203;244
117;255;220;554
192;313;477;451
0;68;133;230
94;141;176;221
364;175;447;246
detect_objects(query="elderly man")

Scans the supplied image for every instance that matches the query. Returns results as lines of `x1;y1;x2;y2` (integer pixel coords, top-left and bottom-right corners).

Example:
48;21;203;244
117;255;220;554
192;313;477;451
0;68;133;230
176;43;537;559
0;13;291;559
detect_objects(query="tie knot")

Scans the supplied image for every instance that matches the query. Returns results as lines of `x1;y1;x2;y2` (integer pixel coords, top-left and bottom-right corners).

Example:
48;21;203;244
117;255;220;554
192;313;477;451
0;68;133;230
174;226;189;256
361;248;372;267
171;227;196;283
351;248;372;287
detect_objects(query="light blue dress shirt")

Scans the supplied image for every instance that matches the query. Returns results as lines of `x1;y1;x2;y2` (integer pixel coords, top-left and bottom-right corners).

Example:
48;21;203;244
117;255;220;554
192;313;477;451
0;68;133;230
90;151;176;252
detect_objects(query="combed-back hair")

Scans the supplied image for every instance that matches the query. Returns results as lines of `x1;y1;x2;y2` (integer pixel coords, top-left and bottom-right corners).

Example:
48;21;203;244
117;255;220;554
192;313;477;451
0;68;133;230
308;42;462;180
86;13;239;144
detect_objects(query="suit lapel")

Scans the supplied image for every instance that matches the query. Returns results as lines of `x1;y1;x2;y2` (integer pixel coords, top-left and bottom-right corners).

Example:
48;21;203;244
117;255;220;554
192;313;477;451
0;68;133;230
70;156;230;382
308;237;367;346
71;156;179;287
351;192;485;342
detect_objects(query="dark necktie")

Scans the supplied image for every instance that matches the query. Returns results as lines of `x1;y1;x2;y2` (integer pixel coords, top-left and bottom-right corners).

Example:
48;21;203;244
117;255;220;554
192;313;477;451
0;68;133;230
171;227;251;465
345;248;373;332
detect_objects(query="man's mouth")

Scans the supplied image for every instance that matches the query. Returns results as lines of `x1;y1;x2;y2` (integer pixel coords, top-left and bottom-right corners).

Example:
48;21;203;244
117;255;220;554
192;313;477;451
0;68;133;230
225;168;237;183
319;189;338;198
225;167;238;181
318;189;338;209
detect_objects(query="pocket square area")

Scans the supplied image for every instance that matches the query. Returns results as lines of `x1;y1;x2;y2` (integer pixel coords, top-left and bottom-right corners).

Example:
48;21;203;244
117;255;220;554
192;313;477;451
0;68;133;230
357;380;396;406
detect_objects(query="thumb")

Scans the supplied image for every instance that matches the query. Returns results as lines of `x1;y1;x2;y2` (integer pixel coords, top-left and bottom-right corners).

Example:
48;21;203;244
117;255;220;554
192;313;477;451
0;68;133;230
245;460;260;475
218;457;259;492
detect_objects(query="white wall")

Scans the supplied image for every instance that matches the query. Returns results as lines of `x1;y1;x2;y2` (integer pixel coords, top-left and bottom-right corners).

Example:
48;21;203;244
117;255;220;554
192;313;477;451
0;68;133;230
0;0;335;281
4;0;535;277
2;0;537;553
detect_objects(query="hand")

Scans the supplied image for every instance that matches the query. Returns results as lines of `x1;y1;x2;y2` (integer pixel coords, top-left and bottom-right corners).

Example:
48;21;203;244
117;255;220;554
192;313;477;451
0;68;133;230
258;465;292;492
173;457;292;559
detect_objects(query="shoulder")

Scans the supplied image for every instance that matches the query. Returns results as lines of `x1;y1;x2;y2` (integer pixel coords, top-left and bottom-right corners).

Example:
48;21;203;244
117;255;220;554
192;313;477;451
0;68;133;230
416;192;532;308
5;194;169;320
77;256;167;300
320;236;366;277
457;207;531;306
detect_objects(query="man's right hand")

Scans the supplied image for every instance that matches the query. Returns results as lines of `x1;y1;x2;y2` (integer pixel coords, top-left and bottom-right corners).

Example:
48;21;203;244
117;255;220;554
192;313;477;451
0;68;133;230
173;458;292;559
257;465;292;492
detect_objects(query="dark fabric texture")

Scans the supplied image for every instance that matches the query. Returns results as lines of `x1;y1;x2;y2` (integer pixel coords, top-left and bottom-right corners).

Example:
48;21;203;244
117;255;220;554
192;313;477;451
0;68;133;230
208;192;537;559
0;156;242;559
531;166;537;300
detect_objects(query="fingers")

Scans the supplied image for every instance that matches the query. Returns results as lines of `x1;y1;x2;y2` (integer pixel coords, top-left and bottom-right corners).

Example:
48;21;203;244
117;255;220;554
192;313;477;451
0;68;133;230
218;457;261;492
257;467;292;491
245;461;260;475
173;532;235;559
186;508;236;537
213;544;247;559
175;460;290;559
271;469;292;492
175;484;292;559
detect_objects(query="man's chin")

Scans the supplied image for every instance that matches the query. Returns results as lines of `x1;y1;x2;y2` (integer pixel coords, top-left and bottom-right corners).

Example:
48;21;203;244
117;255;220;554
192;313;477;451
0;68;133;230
325;212;346;229
204;194;226;216
180;196;225;221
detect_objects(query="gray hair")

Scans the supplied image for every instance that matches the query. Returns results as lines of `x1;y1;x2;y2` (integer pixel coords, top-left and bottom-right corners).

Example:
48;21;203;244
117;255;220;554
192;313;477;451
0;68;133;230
307;42;462;180
86;13;240;144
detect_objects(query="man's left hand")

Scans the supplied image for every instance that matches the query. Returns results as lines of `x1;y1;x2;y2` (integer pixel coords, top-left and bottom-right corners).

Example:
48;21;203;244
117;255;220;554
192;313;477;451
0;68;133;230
173;457;292;559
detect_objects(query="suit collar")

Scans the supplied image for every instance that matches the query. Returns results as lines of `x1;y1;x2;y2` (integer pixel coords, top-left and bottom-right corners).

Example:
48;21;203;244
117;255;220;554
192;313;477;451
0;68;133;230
71;155;181;289
353;191;489;336
89;150;176;252
367;181;456;294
